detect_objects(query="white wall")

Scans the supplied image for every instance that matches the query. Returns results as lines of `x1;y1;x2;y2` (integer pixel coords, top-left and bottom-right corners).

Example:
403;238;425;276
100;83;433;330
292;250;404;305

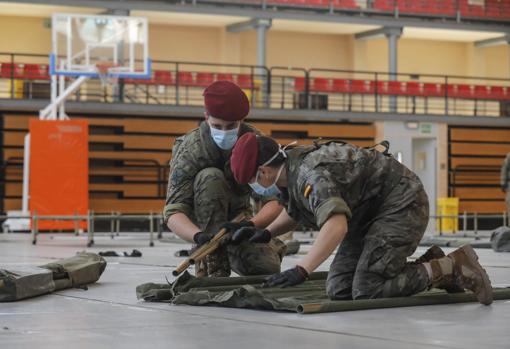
380;121;448;234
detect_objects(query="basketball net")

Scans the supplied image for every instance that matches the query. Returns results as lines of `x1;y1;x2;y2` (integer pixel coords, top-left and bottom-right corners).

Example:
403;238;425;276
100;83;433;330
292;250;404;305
95;62;120;86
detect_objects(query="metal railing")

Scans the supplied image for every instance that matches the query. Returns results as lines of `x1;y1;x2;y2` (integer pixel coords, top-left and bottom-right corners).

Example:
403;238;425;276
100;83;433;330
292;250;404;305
187;0;510;21
1;53;509;117
0;212;165;247
431;212;508;237
1;212;506;249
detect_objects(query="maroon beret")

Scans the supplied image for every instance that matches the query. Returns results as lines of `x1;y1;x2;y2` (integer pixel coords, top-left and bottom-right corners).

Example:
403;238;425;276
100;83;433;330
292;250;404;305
231;132;259;184
203;80;250;121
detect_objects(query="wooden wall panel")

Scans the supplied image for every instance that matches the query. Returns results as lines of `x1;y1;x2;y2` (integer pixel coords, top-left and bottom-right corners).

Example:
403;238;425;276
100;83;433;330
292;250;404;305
1;113;375;214
449;125;510;214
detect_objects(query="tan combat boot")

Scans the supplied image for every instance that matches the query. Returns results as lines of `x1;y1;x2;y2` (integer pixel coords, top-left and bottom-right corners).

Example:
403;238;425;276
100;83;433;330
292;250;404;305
411;245;446;265
428;245;493;305
412;245;464;293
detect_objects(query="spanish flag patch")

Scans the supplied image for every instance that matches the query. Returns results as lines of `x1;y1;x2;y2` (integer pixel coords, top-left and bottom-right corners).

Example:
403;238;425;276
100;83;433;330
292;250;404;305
304;184;313;198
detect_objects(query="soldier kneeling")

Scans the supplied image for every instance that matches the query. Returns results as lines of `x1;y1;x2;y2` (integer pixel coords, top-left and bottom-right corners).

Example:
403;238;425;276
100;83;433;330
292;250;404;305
164;81;285;277
228;133;493;305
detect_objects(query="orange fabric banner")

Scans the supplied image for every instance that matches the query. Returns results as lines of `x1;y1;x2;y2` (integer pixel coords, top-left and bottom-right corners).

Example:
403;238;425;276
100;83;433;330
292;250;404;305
29;119;89;230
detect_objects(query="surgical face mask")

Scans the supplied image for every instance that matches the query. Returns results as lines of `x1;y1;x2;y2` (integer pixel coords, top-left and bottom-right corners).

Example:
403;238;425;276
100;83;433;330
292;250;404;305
248;142;294;197
249;164;284;197
209;125;239;150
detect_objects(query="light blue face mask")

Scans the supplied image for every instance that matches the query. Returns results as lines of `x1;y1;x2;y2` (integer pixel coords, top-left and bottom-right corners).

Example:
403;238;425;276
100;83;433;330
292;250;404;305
209;125;239;150
248;164;284;197
248;142;293;197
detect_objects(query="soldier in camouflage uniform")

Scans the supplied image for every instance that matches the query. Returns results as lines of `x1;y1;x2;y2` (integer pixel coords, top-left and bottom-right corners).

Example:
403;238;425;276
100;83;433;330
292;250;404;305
228;134;493;305
164;81;285;277
500;153;510;220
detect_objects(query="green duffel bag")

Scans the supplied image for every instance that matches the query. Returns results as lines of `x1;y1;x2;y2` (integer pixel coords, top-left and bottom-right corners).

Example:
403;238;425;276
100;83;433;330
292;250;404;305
0;266;55;302
0;252;107;302
40;252;107;290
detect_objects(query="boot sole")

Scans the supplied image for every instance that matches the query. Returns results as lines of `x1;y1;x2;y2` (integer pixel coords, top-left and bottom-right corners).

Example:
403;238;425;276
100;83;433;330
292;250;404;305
456;245;494;305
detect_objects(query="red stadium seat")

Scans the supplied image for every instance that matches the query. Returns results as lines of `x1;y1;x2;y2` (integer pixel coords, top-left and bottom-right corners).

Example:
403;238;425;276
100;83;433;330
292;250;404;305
457;84;474;99
331;79;350;93
431;0;456;15
375;81;388;94
488;86;506;100
216;73;234;82
366;80;376;94
373;0;394;11
375;81;405;95
333;0;359;9
350;79;370;94
294;77;306;92
474;85;489;100
406;81;423;96
237;74;253;89
504;87;510;100
387;81;405;95
423;83;445;97
304;0;328;7
447;84;473;99
0;63;24;79
459;0;484;17
195;72;214;87
153;70;173;85
447;84;457;98
177;71;194;86
311;77;331;92
24;64;50;80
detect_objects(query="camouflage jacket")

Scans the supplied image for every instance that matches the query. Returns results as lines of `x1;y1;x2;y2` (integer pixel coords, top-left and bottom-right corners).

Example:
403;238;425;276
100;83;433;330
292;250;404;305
281;142;408;230
501;153;510;190
163;121;262;222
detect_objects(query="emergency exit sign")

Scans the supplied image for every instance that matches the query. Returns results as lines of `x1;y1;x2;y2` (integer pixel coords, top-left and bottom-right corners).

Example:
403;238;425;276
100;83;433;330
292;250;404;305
420;123;432;134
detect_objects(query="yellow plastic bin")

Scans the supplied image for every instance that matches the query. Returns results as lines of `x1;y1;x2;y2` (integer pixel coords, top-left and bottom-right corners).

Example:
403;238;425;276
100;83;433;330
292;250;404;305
436;197;459;233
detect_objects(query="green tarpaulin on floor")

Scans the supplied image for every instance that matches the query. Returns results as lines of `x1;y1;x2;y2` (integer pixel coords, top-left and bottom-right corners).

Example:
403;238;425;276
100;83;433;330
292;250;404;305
136;271;510;314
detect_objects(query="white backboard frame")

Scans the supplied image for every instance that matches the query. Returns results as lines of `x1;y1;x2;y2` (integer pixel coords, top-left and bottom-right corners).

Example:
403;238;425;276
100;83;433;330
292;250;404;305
50;13;151;79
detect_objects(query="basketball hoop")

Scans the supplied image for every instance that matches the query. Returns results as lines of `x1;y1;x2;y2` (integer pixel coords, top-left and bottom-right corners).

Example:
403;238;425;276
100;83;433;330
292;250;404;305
95;62;120;86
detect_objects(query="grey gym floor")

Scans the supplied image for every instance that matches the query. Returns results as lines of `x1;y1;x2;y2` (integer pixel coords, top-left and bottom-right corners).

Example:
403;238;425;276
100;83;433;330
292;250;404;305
1;232;509;349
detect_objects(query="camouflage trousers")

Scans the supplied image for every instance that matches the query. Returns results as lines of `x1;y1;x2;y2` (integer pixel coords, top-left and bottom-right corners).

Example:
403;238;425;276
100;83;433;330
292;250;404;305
193;167;286;277
327;173;430;300
506;191;510;219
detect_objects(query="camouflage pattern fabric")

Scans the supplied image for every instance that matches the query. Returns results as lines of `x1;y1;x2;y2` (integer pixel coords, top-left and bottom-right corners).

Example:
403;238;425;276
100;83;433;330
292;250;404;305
327;174;430;300
282;142;405;230
164;122;283;276
501;153;510;217
192;167;286;276
164;121;259;222
281;142;430;300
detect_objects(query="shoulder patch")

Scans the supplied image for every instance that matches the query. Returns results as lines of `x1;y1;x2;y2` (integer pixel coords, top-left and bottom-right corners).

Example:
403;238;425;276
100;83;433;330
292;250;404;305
304;184;313;198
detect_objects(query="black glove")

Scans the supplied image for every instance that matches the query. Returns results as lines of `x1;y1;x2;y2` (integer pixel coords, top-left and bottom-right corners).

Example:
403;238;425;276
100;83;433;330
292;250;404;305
220;220;254;233
231;227;272;244
262;266;309;288
193;231;212;247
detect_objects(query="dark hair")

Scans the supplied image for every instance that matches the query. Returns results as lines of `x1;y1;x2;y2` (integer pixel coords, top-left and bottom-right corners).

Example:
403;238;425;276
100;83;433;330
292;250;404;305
257;136;286;167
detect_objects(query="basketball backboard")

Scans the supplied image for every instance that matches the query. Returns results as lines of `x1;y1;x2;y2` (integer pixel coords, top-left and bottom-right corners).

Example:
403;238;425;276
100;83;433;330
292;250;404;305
50;13;150;79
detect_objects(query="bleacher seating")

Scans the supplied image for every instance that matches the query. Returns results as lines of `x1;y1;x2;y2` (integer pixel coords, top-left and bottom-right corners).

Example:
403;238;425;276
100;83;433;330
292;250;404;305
302;77;509;102
449;126;510;213
2;62;509;107
229;0;510;19
0;113;375;214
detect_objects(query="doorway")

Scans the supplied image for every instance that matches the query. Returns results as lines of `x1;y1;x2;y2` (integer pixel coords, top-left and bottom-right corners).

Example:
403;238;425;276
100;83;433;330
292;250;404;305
412;138;437;231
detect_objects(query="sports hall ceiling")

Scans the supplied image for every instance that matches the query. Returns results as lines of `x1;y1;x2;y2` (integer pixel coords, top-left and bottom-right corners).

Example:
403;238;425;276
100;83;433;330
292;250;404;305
0;2;504;42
